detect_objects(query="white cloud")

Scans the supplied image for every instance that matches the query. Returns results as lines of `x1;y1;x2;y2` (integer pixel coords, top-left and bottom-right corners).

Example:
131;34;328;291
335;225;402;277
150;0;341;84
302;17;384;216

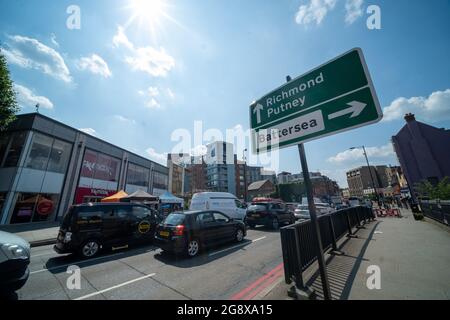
145;148;167;165
77;54;112;78
146;98;161;109
114;115;136;124
382;89;450;123
113;26;175;77
14;84;53;109
327;143;395;164
147;86;160;97
166;88;175;99
295;0;338;26
345;0;364;24
3;35;72;83
79;128;97;136
112;26;134;50
50;33;59;47
191;145;207;157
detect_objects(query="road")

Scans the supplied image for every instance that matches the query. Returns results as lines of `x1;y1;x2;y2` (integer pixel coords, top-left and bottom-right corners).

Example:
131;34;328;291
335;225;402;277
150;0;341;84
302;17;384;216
15;227;284;300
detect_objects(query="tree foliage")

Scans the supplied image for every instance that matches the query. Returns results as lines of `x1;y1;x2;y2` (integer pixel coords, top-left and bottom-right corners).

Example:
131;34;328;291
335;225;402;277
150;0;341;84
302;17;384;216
0;48;19;131
417;177;450;200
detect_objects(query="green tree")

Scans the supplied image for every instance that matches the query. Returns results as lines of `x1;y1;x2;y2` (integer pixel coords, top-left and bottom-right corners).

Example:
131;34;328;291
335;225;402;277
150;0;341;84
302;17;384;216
0;48;19;131
417;177;450;200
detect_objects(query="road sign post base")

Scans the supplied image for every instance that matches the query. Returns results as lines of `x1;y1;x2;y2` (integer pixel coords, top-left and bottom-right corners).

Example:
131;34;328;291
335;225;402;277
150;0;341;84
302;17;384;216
347;234;359;238
330;250;345;256
288;285;316;300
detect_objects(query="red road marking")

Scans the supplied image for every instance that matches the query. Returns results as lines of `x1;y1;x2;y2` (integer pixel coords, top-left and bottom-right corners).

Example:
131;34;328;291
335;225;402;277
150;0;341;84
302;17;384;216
242;269;284;300
230;263;284;300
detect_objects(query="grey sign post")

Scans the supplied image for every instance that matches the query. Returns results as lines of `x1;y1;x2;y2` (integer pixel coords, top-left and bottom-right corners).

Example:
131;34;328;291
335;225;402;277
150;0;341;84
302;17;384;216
250;48;382;300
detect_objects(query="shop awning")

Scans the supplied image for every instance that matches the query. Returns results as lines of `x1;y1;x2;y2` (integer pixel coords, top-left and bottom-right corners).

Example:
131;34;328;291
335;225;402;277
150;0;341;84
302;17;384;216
101;190;128;203
159;192;184;205
120;190;159;203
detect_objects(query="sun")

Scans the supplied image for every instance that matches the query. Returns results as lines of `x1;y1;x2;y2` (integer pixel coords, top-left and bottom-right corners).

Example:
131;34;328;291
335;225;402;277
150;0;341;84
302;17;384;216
124;0;172;37
128;0;166;24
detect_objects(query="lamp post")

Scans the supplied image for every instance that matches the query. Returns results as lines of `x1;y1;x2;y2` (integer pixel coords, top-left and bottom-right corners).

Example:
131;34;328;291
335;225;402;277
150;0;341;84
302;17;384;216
243;148;248;202
350;146;380;203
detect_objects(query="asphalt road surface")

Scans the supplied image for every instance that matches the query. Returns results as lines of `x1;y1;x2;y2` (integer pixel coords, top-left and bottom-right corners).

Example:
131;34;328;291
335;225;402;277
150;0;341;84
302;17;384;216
13;227;285;300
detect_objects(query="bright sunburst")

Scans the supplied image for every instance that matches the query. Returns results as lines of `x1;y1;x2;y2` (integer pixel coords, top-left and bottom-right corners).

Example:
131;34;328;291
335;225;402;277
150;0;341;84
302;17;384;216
124;0;172;39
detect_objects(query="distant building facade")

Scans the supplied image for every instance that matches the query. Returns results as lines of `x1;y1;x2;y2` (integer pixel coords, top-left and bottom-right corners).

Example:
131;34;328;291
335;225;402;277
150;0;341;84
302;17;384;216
248;180;276;199
392;113;450;199
346;166;389;198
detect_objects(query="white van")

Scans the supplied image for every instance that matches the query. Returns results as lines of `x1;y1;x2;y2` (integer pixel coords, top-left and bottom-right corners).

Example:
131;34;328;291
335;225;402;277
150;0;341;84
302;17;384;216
189;192;247;221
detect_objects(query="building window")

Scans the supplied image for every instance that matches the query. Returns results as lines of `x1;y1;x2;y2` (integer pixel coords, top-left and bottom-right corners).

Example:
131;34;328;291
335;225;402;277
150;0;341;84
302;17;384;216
0;192;6;218
48;139;72;173
25;133;53;171
10;193;60;224
3;132;27;167
126;163;150;187
153;171;168;190
23;133;73;173
0;134;10;166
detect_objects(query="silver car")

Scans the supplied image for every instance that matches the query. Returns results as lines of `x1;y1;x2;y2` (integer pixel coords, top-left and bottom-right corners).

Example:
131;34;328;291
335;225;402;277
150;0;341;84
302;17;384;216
0;231;31;293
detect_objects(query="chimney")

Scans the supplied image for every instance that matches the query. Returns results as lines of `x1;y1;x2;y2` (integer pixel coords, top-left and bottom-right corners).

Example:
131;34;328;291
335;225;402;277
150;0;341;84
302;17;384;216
404;113;415;122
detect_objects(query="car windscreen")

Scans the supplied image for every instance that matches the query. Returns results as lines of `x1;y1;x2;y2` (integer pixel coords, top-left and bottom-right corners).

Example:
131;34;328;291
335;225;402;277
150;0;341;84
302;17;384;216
248;204;268;211
61;206;75;228
163;213;186;226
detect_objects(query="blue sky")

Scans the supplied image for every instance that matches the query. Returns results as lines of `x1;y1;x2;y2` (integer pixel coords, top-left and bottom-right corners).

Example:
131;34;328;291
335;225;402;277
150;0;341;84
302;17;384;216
1;0;450;187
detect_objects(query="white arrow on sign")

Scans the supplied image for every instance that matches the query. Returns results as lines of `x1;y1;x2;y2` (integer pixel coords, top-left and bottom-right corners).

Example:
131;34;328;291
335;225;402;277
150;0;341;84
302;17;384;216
253;103;264;124
328;101;367;120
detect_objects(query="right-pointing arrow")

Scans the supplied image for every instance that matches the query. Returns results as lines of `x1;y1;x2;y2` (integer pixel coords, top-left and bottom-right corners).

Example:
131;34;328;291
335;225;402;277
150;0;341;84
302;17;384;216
328;101;367;120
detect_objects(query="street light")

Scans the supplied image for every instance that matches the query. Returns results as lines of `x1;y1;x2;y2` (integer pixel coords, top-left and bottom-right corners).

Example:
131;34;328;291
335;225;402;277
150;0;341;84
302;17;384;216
243;148;248;202
350;146;380;203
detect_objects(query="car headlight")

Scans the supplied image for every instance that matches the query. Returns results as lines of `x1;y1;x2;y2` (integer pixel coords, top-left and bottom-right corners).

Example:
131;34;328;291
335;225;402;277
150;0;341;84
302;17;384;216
1;243;29;260
64;232;72;243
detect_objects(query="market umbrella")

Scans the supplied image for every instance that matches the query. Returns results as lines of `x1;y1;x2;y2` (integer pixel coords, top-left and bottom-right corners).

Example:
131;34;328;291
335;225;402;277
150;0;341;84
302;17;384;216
101;190;128;203
120;190;159;203
159;191;184;205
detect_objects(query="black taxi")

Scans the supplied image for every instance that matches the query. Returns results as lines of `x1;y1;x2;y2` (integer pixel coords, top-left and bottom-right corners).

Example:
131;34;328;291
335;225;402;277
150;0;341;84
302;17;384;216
54;203;160;258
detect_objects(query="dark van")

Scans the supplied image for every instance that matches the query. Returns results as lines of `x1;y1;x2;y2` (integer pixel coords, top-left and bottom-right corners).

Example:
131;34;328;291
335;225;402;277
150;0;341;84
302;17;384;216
54;203;160;258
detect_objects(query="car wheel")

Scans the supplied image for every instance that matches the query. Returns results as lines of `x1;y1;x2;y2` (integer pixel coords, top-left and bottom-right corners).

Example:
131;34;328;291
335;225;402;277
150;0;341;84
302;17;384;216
272;218;279;230
79;239;101;259
235;228;244;242
186;239;200;258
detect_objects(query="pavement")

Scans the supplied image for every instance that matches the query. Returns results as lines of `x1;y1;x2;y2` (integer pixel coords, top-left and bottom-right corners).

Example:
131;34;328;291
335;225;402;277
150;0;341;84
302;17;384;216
0;221;60;247
260;208;450;300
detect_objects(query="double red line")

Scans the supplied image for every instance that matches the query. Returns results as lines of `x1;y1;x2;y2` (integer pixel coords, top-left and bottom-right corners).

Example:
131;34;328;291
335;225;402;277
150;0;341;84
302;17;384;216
230;263;284;300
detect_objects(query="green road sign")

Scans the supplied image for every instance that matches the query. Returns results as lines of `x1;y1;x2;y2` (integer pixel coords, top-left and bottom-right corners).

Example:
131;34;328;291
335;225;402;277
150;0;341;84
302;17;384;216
250;48;382;153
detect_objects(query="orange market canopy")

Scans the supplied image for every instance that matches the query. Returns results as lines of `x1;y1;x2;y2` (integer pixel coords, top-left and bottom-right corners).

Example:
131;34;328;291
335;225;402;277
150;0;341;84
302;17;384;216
101;190;128;203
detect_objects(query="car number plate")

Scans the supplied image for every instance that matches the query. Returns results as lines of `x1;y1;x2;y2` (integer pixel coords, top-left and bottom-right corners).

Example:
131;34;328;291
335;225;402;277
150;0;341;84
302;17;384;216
252;214;260;218
159;231;170;237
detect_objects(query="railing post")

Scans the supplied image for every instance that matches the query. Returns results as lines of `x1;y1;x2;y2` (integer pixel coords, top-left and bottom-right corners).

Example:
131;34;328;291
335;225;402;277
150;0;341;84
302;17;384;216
287;226;315;300
356;207;366;229
328;215;344;255
346;209;358;238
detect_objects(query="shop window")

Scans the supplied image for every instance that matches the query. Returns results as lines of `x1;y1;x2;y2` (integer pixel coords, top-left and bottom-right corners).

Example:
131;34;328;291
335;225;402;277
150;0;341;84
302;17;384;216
47;139;72;173
0;134;10;166
0;192;6;218
10;193;59;224
25;133;53;171
3;132;27;167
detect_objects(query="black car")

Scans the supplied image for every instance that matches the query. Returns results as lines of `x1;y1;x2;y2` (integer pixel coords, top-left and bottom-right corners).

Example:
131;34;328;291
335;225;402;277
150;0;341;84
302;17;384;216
0;231;30;293
54;203;160;258
154;210;247;258
246;201;295;229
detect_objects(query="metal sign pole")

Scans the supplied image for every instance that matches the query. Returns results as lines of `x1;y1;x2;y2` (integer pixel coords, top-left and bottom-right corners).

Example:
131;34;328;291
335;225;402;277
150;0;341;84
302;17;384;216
298;143;332;300
284;74;331;300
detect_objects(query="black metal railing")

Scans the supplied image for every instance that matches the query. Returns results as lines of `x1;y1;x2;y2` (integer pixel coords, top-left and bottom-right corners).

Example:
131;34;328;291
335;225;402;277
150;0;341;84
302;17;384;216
419;200;450;226
280;206;375;290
